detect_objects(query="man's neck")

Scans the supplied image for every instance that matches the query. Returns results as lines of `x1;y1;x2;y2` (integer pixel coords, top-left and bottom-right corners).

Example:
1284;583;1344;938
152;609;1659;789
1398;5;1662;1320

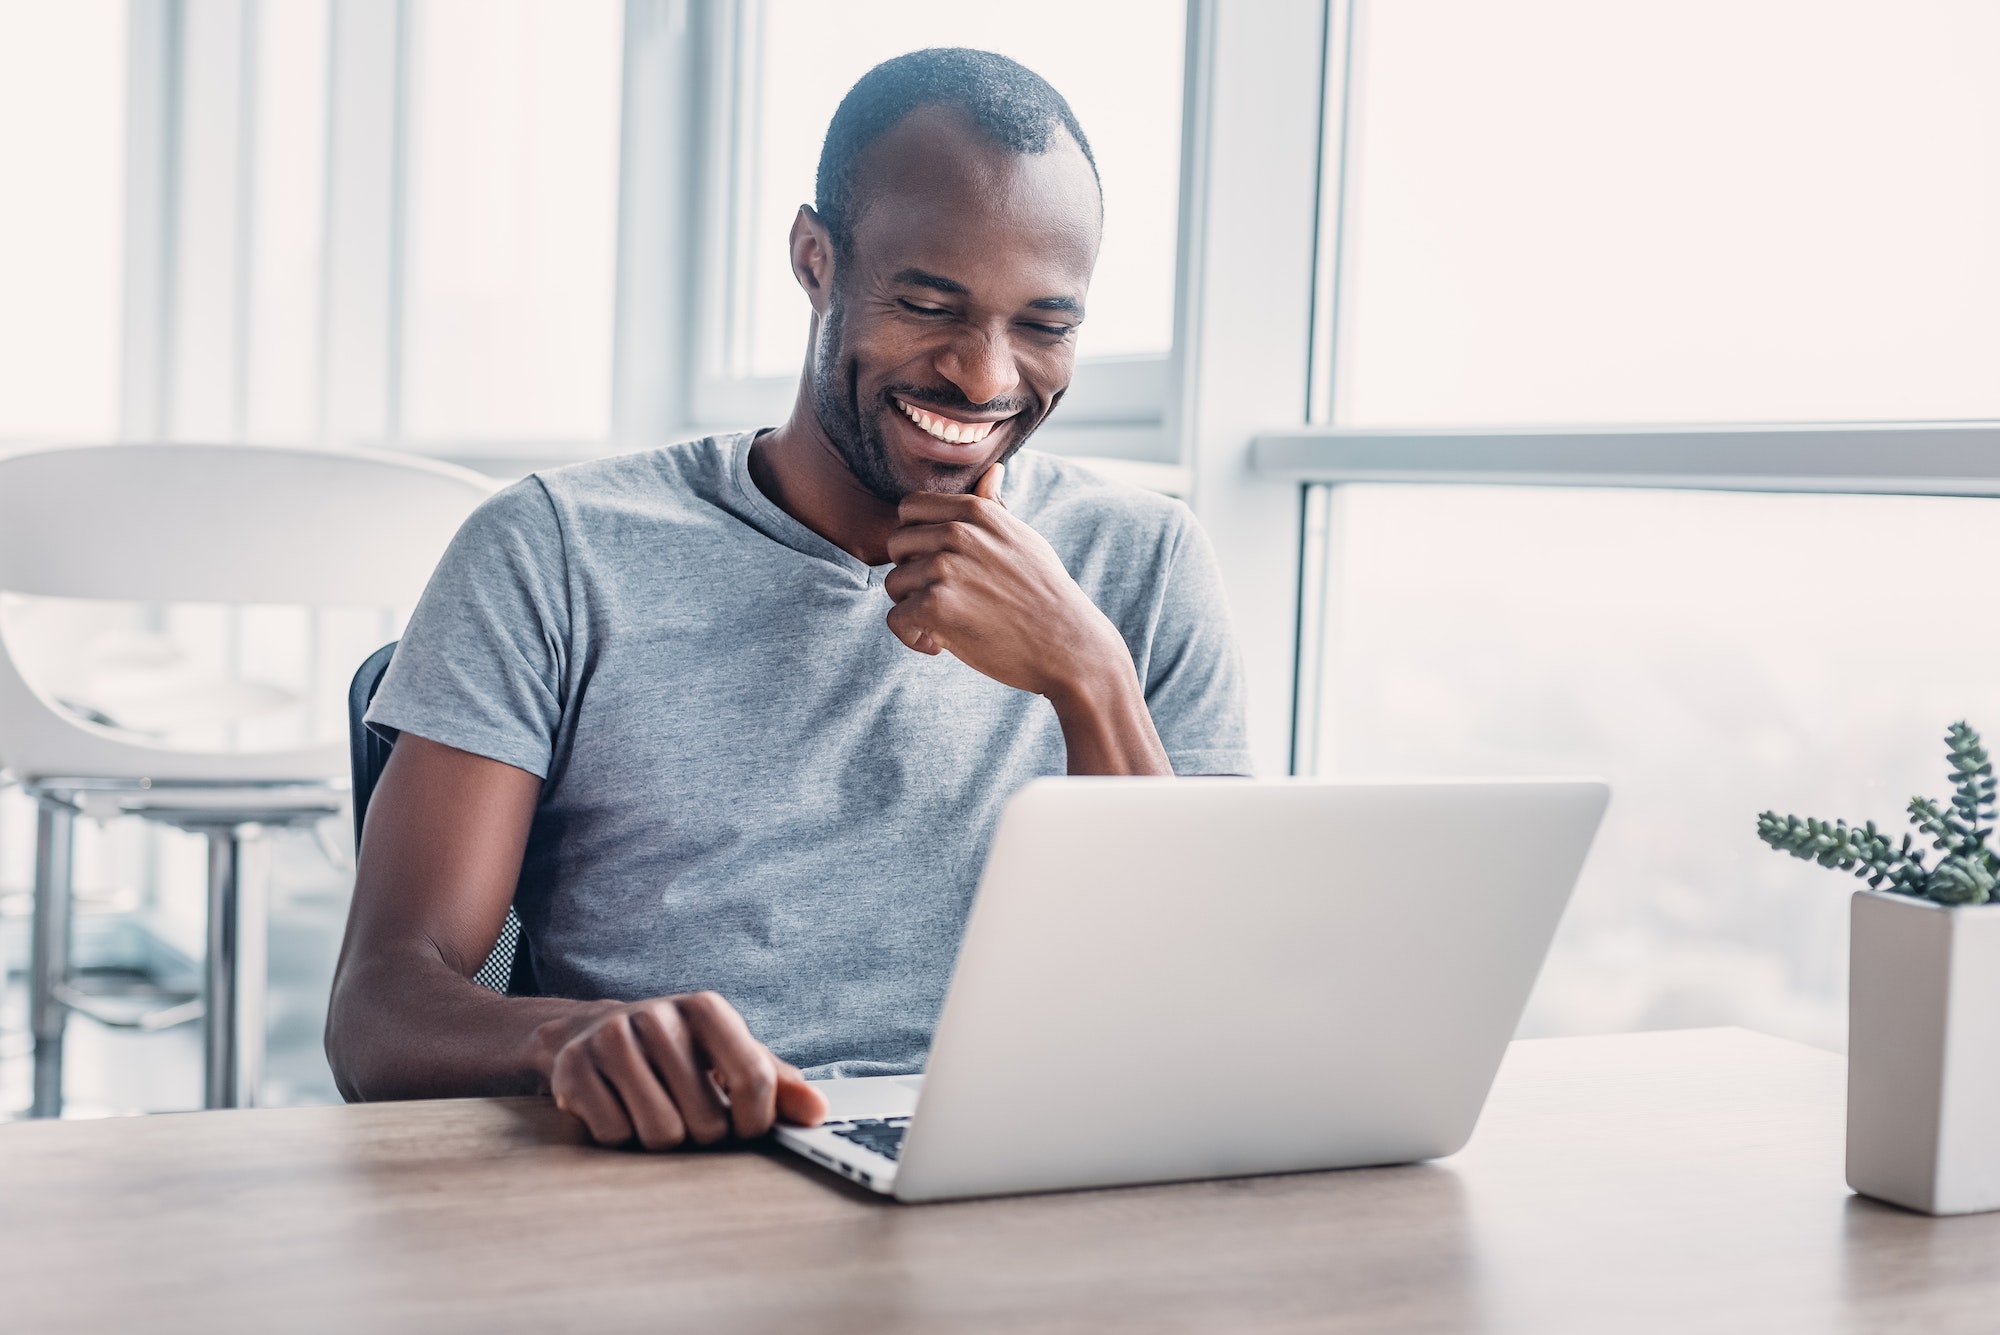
749;400;901;567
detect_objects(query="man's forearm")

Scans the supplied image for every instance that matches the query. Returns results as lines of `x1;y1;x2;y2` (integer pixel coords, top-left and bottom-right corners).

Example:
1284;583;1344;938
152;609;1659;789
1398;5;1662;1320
326;947;611;1102
1047;659;1174;776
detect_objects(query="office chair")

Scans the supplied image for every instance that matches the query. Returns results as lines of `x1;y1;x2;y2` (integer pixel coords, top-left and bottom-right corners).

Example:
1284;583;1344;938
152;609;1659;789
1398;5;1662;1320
1;442;496;1114
348;641;528;995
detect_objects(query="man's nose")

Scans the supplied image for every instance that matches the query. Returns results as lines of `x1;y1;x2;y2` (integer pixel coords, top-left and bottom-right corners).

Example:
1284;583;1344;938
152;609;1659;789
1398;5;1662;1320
937;327;1021;408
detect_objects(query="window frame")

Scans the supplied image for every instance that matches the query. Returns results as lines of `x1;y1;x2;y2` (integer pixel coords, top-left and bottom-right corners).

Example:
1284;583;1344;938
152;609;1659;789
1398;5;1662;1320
321;0;1327;767
1265;0;2000;498
1267;0;2000;773
128;0;2000;781
1255;423;2000;497
677;0;1184;472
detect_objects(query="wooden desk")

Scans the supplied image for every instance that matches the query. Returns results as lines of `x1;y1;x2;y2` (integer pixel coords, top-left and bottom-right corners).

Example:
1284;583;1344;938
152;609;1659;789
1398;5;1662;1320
2;1028;1995;1333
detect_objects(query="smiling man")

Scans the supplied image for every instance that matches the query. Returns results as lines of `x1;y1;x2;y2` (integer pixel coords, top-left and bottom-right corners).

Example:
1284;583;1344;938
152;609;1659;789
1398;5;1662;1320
326;49;1250;1148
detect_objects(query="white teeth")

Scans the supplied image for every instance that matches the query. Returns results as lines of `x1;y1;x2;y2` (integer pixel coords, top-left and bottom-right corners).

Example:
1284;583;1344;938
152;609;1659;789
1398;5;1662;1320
899;399;998;445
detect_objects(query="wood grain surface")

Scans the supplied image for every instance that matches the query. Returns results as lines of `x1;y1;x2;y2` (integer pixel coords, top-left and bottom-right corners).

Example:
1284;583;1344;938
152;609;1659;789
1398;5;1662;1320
2;1028;1996;1333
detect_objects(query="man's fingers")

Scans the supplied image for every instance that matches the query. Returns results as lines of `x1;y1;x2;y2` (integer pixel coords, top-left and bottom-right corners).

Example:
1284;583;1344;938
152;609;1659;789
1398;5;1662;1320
554;995;815;1150
588;1015;688;1150
630;1003;733;1146
975;460;1005;504
884;523;949;564
885;597;945;656
897;486;1005;527
885;518;990;567
678;992;785;1138
881;555;928;603
552;1050;636;1146
776;1063;829;1128
885;553;966;603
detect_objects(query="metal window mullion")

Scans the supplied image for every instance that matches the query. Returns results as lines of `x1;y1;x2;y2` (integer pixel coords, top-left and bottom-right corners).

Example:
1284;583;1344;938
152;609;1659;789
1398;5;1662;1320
119;0;183;442
722;0;762;380
383;0;412;441
162;0;258;442
229;0;260;441
1175;0;1329;777
1288;482;1334;776
1305;0;1357;430
1251;422;2000;495
1291;0;1359;777
612;0;703;448
318;0;410;448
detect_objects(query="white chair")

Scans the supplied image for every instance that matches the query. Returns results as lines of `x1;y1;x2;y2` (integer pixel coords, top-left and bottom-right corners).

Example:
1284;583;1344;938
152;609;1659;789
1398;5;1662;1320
0;443;496;1115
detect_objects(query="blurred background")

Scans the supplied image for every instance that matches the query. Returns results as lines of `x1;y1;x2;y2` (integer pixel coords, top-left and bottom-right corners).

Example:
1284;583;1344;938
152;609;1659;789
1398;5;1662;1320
1;0;1997;1116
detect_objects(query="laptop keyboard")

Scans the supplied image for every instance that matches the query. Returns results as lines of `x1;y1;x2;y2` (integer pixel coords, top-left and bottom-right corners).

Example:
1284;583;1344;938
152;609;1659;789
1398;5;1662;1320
829;1117;910;1161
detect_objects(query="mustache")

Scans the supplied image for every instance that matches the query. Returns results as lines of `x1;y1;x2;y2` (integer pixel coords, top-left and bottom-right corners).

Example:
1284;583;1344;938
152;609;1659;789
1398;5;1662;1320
883;383;1034;417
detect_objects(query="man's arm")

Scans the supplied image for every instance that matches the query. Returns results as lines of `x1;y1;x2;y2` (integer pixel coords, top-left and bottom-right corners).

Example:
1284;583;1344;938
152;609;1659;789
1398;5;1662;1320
883;464;1174;776
325;733;826;1145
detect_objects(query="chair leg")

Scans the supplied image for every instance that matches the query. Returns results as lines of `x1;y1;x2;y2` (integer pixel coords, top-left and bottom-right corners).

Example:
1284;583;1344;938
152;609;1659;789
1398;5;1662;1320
28;802;75;1119
236;830;267;1106
203;826;266;1109
204;829;239;1109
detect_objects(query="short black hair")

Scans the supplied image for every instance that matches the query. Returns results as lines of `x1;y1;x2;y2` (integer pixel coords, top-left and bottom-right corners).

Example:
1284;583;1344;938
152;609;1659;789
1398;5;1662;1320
813;48;1099;258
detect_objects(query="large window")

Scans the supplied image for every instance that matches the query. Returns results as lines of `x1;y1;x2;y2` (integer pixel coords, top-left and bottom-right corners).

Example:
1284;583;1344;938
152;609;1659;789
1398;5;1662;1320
0;0;127;442
401;0;624;443
1297;0;2000;1052
24;0;1975;1108
1304;485;2000;1049
1333;0;2000;428
6;1;1185;456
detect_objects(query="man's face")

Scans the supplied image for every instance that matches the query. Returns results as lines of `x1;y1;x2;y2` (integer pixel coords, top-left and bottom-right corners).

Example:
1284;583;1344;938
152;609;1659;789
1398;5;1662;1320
802;107;1103;502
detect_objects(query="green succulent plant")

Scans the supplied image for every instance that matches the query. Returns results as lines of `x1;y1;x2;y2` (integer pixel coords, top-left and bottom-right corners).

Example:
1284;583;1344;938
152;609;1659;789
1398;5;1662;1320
1757;721;1999;906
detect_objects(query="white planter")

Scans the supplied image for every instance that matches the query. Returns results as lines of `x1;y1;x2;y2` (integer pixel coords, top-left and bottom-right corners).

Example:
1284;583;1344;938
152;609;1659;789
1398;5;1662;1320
1846;889;2000;1215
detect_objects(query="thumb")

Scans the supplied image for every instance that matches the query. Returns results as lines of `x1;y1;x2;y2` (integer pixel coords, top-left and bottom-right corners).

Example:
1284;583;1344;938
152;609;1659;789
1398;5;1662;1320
776;1064;828;1127
975;460;1006;505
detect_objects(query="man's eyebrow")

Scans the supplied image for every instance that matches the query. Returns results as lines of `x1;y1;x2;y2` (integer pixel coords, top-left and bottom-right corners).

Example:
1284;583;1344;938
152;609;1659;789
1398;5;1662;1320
1026;296;1082;315
890;268;970;296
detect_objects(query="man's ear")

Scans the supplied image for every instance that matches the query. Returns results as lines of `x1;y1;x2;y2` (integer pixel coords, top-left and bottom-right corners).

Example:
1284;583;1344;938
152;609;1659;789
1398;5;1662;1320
789;206;836;315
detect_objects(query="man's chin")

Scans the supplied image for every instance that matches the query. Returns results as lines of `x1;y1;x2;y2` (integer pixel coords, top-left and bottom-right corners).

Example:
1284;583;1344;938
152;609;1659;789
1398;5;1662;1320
861;438;988;501
894;461;984;497
888;438;1033;500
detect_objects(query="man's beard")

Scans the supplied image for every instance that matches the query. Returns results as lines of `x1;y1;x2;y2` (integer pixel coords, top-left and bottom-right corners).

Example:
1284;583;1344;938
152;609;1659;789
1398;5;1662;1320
808;295;1036;505
809;299;907;504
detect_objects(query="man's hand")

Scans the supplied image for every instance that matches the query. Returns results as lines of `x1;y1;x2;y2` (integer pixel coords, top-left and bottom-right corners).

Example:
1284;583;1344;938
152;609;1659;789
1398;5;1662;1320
884;463;1173;776
885;464;1125;698
326;737;829;1146
540;991;828;1149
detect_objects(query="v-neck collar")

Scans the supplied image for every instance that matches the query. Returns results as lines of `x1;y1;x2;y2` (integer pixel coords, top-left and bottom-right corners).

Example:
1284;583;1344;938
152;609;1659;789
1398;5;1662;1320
727;430;894;589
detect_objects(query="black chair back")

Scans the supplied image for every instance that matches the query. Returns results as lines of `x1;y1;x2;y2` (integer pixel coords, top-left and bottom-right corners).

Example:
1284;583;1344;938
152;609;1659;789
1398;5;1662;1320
348;642;399;848
347;641;528;995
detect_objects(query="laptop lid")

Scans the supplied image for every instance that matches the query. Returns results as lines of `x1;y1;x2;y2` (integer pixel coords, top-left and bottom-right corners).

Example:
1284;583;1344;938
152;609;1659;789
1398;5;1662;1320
892;776;1608;1202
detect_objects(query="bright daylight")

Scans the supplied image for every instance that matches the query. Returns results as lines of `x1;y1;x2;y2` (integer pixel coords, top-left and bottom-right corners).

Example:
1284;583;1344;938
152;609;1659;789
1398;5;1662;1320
1;1;1997;1330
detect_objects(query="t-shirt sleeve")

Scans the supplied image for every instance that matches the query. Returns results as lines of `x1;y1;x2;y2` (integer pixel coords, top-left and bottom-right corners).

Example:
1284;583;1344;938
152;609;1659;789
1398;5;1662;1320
364;477;569;779
1143;508;1255;777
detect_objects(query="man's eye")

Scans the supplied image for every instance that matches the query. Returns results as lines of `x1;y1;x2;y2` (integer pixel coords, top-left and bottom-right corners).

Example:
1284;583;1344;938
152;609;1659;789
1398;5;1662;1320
898;300;951;316
1027;323;1076;338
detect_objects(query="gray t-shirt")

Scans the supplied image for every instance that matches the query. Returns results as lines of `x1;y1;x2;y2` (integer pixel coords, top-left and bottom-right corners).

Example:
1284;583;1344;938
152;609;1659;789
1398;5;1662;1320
367;431;1251;1076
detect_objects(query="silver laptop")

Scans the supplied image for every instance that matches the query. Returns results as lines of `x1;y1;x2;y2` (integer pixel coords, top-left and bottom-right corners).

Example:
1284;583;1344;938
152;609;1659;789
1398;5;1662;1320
776;775;1608;1202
